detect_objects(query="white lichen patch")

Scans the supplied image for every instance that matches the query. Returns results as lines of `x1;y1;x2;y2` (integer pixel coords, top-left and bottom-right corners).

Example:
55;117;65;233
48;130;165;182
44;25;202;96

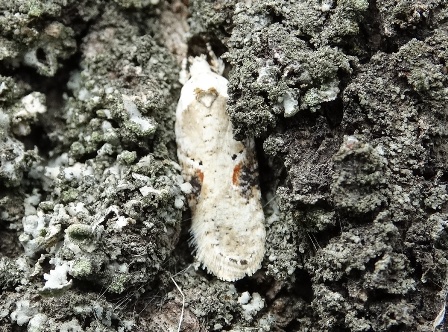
20;204;69;257
42;260;72;292
238;291;251;305
139;185;160;197
101;205;131;230
28;313;48;331
10;300;38;326
122;94;156;134
282;91;299;117
175;56;265;281
238;292;265;321
302;80;340;110
11;92;47;136
21;92;47;115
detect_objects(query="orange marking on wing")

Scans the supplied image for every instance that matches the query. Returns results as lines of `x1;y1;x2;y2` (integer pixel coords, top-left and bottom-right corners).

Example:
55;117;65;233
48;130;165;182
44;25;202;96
197;169;204;183
232;163;242;186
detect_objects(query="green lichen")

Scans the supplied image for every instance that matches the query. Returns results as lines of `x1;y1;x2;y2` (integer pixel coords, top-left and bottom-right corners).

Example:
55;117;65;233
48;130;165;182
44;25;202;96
70;259;93;278
117;150;137;165
60;188;79;203
66;224;94;241
108;273;130;294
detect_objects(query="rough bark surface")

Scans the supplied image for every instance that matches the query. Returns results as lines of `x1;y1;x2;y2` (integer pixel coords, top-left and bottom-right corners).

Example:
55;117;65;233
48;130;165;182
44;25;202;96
0;0;447;331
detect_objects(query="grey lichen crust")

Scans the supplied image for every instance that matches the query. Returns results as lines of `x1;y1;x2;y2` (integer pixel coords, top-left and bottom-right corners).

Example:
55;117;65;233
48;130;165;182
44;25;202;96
31;3;184;296
1;2;184;330
1;0;448;331
264;7;448;332
0;1;86;76
191;0;448;330
225;0;366;138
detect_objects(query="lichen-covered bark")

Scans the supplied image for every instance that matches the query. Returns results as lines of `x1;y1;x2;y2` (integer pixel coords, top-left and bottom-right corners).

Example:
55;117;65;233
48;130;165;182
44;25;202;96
0;0;447;331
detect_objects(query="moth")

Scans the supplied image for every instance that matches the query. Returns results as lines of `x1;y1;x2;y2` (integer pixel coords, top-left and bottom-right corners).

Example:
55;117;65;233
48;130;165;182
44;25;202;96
175;54;265;281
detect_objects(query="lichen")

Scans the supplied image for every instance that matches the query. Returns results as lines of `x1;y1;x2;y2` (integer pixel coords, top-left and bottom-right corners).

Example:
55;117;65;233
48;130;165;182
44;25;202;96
0;0;447;330
0;0;101;76
221;1;365;138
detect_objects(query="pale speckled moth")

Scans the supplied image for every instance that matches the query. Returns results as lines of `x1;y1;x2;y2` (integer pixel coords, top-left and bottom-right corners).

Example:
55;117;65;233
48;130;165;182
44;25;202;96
175;56;265;281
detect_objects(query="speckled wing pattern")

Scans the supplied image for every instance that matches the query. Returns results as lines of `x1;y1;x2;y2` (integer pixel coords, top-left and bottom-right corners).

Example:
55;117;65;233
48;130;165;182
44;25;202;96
175;57;265;281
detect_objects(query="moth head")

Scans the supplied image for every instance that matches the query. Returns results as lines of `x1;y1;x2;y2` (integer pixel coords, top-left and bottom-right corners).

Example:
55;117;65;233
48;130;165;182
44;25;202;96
189;55;211;77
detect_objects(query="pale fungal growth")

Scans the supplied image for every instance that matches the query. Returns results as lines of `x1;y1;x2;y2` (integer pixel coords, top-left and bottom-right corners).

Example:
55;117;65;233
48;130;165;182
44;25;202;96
10;300;38;326
238;292;265;320
175;53;266;281
11;92;47;136
42;260;72;293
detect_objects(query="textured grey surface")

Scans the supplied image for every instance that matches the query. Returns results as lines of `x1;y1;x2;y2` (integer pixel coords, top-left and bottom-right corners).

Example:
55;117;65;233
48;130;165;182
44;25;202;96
0;0;447;331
